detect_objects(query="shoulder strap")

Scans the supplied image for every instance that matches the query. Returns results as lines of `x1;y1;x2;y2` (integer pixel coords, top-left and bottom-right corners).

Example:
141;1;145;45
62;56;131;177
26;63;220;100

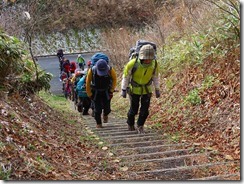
131;57;139;75
91;66;96;84
108;66;112;76
82;75;87;89
131;58;157;76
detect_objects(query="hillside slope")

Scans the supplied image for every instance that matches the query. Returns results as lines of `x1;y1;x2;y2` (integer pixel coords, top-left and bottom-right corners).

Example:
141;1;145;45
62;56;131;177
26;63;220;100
0;93;129;180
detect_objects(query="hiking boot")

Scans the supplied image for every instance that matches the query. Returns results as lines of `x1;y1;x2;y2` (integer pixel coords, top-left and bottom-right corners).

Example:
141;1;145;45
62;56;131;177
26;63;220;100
103;115;108;123
128;124;135;131
77;105;83;113
137;126;145;134
96;124;103;128
82;111;89;115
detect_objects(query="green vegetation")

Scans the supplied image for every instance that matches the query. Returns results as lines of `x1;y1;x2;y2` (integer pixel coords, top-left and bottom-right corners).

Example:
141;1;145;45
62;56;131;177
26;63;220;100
0;165;11;180
184;89;202;106
36;155;53;174
38;91;72;112
0;30;52;95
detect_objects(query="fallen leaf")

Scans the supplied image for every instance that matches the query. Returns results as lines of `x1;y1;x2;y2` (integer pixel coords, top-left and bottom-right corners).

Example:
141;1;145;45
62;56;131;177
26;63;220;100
113;159;120;163
193;143;201;146
120;166;128;171
225;155;234;160
108;152;114;156
206;147;214;151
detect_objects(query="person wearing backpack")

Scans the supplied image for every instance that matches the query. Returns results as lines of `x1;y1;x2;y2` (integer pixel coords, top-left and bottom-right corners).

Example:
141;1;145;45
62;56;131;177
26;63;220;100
76;54;86;70
57;49;64;70
89;52;110;117
62;58;71;78
76;70;91;115
86;59;117;128
121;44;160;134
70;61;77;74
91;52;109;66
57;49;64;61
71;69;84;104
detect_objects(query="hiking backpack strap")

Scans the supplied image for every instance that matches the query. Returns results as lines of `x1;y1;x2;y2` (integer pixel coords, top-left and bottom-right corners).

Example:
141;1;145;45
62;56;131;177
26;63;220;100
130;59;158;95
91;66;112;100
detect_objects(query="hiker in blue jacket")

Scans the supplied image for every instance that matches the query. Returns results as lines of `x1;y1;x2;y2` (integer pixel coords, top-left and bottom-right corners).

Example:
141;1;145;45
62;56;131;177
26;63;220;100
76;70;91;115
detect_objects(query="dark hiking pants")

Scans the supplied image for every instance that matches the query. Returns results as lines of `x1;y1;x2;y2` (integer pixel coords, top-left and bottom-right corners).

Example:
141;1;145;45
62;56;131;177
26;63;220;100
127;93;151;127
93;92;111;125
78;97;91;113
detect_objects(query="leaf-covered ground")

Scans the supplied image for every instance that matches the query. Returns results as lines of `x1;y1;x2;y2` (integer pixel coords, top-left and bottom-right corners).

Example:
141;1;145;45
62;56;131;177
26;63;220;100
111;47;240;177
0;47;240;180
147;49;240;163
0;93;130;180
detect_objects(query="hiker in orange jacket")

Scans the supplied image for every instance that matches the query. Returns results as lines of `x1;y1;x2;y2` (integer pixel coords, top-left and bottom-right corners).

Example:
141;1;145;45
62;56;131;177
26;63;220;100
86;59;117;128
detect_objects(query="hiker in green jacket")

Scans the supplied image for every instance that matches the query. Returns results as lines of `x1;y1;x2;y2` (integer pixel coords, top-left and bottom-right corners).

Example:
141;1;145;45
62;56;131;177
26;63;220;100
76;54;86;70
121;44;160;134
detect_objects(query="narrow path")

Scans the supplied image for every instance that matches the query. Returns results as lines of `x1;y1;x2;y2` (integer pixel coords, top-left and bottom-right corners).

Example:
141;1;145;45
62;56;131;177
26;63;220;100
80;113;240;180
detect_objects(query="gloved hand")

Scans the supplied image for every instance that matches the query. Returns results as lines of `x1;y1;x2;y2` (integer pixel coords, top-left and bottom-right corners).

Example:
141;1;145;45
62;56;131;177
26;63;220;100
155;89;160;98
121;89;127;98
109;92;113;99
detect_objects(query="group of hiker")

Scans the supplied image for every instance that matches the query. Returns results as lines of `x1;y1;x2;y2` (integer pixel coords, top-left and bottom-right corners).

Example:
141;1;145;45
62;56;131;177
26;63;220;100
56;40;160;134
57;49;91;100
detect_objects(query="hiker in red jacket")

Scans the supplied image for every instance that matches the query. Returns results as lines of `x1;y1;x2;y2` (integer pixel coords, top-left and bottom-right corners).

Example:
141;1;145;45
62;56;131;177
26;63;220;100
70;61;77;74
62;58;71;78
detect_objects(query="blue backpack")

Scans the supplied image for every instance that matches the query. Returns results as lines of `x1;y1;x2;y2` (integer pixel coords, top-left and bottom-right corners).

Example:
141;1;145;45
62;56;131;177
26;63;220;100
91;52;109;66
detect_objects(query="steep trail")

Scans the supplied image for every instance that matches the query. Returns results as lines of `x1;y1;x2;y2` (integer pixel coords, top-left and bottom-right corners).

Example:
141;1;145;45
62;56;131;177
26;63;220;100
80;113;240;180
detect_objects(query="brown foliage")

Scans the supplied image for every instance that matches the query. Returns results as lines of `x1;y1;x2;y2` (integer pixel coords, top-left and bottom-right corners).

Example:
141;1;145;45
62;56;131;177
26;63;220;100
0;94;128;180
148;47;240;162
0;0;158;35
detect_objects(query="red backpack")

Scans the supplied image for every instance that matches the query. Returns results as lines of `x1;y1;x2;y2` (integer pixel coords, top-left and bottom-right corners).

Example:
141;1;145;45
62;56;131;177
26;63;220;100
70;61;76;73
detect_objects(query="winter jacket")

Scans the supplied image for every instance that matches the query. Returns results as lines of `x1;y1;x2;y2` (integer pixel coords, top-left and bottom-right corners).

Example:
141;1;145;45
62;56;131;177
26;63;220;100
76;56;85;64
121;58;159;95
76;75;88;97
70;61;77;73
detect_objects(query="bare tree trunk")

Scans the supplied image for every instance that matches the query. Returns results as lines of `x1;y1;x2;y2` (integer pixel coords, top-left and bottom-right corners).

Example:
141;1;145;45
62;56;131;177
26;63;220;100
26;32;39;81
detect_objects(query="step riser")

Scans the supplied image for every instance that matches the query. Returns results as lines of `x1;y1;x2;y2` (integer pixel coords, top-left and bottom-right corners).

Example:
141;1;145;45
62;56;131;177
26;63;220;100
117;145;186;155
82;116;239;180
119;149;191;160
109;136;163;144
136;162;239;180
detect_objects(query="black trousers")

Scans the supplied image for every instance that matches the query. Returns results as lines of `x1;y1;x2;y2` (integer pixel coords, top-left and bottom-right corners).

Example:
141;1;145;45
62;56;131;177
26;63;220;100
78;96;91;113
127;93;151;127
93;92;111;125
78;63;85;70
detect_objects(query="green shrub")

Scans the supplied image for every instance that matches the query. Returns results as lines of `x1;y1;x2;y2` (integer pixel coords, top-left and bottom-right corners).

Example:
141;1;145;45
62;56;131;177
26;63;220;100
0;30;52;95
184;88;202;106
0;30;25;84
201;75;215;90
